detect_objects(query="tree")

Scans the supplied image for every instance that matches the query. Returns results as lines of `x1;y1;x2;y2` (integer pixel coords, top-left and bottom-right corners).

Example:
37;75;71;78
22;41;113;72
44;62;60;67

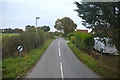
41;25;50;32
75;2;120;54
54;17;77;34
2;28;23;33
13;28;24;33
25;25;35;31
3;28;12;33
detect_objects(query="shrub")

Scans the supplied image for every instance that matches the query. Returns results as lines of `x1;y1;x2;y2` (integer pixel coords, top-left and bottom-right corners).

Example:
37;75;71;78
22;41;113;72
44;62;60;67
74;32;94;51
2;36;21;59
2;28;51;59
67;33;74;40
45;32;54;40
71;36;75;44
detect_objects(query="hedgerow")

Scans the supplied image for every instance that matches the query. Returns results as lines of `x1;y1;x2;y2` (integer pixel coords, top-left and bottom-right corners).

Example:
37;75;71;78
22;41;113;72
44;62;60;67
2;28;53;59
74;32;94;50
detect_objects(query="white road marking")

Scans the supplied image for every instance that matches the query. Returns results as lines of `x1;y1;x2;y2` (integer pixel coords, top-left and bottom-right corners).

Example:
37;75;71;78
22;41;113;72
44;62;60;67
58;38;61;47
58;43;60;47
60;62;64;80
59;48;61;56
60;38;61;41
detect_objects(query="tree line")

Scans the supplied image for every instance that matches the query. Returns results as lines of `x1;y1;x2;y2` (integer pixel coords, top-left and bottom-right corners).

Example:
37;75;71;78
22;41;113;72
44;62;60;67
1;25;51;33
1;28;24;33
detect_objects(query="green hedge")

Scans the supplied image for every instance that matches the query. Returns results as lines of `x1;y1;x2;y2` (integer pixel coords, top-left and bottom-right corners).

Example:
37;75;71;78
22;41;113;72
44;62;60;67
2;38;55;79
2;28;53;59
67;33;74;40
74;32;94;50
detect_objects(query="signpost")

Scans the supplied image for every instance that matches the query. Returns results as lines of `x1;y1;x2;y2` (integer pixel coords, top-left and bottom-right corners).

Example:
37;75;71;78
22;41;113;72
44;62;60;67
17;46;23;60
100;49;103;64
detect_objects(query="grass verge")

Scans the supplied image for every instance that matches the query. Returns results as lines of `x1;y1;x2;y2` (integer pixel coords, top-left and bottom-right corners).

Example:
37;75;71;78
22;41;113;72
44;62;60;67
68;41;119;79
2;37;55;79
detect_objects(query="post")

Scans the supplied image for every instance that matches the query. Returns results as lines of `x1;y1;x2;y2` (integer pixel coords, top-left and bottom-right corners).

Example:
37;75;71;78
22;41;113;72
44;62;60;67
19;51;21;60
35;17;40;47
36;18;37;40
17;46;23;61
100;52;102;64
100;49;103;64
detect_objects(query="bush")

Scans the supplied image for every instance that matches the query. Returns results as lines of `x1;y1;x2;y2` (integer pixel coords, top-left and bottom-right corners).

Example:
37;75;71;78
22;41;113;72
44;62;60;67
71;36;75;44
2;28;52;59
74;32;94;50
67;33;74;40
45;32;54;40
2;36;21;58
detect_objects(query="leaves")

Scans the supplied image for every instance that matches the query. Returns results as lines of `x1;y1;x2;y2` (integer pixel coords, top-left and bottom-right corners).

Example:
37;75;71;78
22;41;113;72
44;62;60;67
54;17;77;34
75;2;120;54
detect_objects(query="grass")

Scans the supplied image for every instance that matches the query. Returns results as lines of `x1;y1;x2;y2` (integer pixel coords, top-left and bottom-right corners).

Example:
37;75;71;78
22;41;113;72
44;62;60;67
92;53;119;73
1;33;19;39
68;41;120;79
2;37;55;79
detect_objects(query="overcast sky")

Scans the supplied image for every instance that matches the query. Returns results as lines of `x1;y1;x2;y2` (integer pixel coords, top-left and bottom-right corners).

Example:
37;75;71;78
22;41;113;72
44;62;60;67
1;0;91;32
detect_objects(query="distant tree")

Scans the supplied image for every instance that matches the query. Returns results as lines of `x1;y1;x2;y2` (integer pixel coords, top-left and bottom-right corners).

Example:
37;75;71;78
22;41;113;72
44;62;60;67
25;25;35;31
3;28;12;33
41;25;50;32
2;28;23;33
75;2;120;54
31;26;35;28
54;17;77;34
25;25;31;31
13;28;24;33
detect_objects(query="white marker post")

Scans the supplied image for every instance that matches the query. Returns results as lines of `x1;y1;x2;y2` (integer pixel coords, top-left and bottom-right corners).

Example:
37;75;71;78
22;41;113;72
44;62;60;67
17;46;23;60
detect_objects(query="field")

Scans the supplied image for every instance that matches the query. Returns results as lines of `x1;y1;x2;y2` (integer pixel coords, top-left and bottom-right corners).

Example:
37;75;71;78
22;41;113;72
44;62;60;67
1;33;19;39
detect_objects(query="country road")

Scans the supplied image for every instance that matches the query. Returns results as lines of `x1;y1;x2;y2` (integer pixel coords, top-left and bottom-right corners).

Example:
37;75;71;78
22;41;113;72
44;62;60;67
26;37;101;79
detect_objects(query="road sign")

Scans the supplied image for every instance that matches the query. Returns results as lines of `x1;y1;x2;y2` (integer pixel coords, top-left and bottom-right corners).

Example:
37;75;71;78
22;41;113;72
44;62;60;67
17;46;23;60
17;46;23;52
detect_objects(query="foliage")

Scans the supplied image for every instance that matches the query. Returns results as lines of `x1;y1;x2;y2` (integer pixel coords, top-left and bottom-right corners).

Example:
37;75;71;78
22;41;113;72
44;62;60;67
68;41;119;78
2;28;53;59
67;33;75;40
74;32;94;50
71;36;75;44
45;32;54;39
54;17;77;34
25;25;35;31
54;31;62;36
2;28;23;33
2;38;55;79
41;25;50;32
75;2;120;54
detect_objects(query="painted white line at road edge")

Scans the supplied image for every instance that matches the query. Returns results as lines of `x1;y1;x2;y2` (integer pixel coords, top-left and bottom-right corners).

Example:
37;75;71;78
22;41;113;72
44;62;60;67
59;48;61;56
60;62;64;80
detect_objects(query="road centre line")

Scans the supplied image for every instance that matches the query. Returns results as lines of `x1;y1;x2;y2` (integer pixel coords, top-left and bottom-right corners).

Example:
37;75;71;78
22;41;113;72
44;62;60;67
58;42;60;47
58;38;60;47
60;62;64;80
59;48;61;56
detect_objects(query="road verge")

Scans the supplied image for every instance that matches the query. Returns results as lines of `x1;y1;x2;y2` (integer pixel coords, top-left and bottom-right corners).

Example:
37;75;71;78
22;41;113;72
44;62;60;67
67;41;119;79
2;37;55;79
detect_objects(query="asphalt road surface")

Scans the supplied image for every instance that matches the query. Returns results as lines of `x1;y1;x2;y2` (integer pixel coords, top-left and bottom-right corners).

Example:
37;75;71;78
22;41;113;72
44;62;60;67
26;37;101;79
